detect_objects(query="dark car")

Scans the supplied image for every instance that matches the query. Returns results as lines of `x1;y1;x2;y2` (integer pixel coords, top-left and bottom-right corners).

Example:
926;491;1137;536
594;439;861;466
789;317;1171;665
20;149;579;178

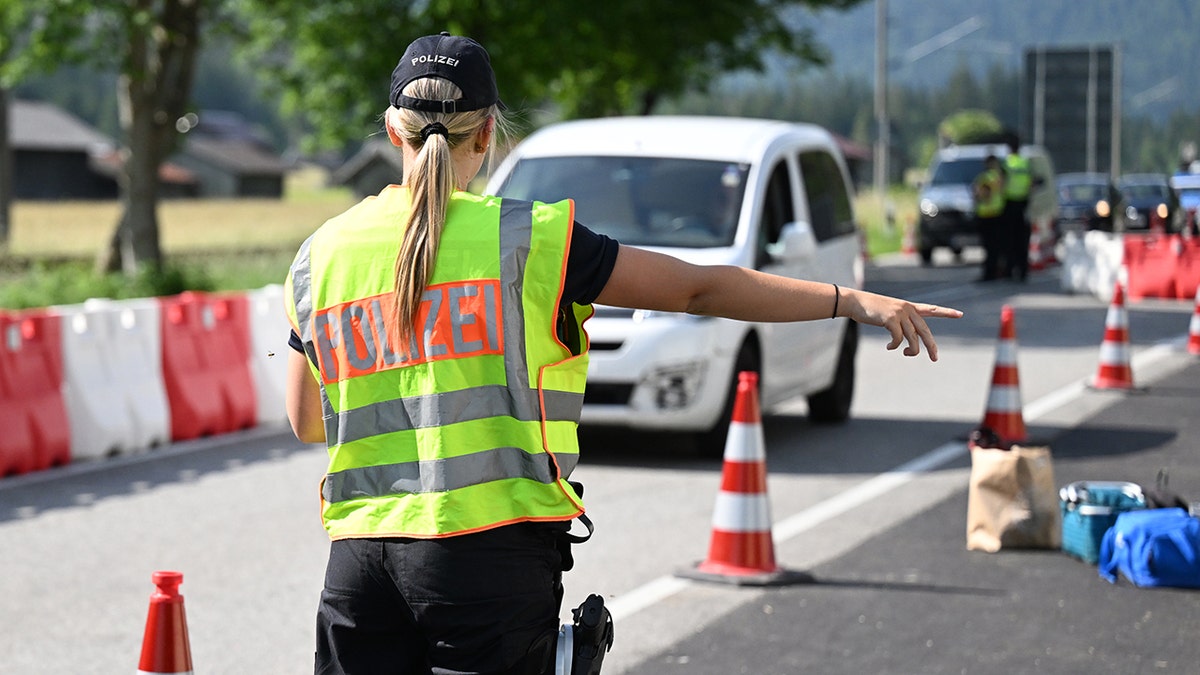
1117;173;1182;232
1056;172;1123;233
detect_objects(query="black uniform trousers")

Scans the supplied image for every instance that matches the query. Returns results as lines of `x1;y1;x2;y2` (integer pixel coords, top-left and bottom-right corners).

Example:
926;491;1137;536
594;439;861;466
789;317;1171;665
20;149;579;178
977;213;1006;281
1003;198;1030;281
315;522;564;675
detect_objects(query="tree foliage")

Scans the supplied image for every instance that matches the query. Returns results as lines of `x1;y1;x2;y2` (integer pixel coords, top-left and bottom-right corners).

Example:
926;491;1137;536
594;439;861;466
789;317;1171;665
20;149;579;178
937;109;1003;146
234;0;866;150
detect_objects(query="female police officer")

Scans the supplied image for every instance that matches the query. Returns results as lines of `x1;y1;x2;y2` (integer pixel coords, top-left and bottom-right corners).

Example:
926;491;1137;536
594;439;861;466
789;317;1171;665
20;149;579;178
285;32;962;675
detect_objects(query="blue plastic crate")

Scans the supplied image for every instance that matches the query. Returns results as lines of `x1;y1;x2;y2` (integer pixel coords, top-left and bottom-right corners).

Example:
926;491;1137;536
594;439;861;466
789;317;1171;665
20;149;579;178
1059;481;1145;564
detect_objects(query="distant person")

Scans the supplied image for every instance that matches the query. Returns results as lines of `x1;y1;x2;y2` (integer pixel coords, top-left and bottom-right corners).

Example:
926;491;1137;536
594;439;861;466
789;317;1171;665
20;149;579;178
284;31;963;674
1002;137;1033;281
974;154;1007;281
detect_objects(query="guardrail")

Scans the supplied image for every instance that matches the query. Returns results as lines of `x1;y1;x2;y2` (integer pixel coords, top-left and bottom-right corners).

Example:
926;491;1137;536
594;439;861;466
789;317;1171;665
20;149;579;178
0;284;291;478
1058;231;1200;303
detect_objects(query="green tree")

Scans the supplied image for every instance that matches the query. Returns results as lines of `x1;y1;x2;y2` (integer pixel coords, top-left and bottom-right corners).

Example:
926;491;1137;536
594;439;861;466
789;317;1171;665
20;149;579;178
937;109;1003;146
234;0;866;150
1;0;214;274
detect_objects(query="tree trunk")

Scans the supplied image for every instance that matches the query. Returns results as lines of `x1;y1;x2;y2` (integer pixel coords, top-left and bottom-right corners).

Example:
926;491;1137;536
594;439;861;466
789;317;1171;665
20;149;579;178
95;0;203;276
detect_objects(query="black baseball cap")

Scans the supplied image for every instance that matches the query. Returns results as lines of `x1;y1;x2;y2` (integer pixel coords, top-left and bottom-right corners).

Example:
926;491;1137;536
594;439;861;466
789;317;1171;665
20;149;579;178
390;32;505;113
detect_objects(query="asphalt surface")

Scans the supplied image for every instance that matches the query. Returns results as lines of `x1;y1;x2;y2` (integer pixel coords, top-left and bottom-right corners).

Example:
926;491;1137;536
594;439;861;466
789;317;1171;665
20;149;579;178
623;361;1200;675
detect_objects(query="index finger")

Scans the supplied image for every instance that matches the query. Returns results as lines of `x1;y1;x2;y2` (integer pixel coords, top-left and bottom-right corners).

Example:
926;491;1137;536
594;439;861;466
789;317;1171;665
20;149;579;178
914;303;964;319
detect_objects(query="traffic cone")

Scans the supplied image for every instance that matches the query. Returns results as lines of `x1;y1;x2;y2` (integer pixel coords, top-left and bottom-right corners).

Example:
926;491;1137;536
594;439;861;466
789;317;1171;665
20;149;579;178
677;372;813;586
1091;281;1136;390
901;217;916;255
138;571;193;675
978;305;1026;446
1187;284;1200;356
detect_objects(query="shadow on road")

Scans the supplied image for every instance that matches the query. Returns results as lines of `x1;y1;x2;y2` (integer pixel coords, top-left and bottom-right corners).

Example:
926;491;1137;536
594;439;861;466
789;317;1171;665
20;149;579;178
0;428;314;524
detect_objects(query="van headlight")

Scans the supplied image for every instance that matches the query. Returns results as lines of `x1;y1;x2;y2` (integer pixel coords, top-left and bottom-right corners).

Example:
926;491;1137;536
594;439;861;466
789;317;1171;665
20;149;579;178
919;199;939;217
647;363;705;410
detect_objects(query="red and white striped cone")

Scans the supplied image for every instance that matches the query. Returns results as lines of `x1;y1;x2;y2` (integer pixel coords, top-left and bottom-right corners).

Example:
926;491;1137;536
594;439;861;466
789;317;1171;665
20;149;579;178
1027;231;1046;272
1187;284;1200;356
978;305;1027;446
901;218;916;255
1091;281;1136;390
137;571;193;675
677;371;812;586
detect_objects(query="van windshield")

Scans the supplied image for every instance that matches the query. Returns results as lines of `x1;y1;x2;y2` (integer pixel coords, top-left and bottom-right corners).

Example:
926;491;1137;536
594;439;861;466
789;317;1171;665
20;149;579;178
495;156;748;248
929;157;986;186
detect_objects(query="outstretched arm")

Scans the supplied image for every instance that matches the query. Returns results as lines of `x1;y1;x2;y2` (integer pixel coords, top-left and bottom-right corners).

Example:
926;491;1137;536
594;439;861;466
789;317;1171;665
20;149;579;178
593;245;963;361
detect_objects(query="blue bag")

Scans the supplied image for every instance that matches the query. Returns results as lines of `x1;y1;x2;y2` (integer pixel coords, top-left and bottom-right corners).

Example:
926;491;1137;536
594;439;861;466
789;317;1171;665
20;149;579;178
1098;508;1200;588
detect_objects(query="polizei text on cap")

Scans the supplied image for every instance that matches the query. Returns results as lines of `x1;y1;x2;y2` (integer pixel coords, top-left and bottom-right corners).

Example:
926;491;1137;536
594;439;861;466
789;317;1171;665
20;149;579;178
412;55;460;67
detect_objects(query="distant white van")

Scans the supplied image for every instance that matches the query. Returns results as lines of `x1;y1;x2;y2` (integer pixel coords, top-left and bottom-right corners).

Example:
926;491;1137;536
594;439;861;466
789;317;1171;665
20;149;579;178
487;116;864;453
917;143;1058;266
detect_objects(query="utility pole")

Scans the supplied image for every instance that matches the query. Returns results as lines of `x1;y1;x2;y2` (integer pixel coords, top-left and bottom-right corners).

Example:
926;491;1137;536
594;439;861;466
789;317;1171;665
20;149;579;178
0;88;10;245
873;0;888;198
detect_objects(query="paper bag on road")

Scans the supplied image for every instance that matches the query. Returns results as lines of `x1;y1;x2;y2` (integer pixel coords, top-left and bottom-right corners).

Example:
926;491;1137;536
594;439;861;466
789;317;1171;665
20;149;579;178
967;445;1062;552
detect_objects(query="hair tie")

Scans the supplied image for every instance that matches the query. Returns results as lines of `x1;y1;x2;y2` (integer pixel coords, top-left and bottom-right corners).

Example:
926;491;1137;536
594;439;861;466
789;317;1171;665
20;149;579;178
420;121;449;142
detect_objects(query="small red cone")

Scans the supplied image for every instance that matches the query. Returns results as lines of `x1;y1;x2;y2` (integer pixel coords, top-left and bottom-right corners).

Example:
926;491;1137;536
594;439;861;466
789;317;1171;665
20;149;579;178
979;305;1027;445
677;372;812;586
901;218;916;255
1187;284;1200;356
138;571;193;675
1091;281;1136;390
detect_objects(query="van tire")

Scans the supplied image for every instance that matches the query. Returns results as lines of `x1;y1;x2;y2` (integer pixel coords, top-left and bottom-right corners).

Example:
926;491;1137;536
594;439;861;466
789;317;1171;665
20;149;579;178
919;247;934;266
807;321;857;424
695;340;760;457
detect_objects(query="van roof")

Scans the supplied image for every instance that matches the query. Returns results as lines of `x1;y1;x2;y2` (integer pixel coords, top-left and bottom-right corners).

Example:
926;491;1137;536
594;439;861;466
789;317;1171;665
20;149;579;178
505;115;836;163
935;143;1049;161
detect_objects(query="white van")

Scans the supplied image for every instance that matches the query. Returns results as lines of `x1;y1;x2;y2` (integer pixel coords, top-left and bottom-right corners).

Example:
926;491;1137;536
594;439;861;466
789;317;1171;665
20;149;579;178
487;116;863;453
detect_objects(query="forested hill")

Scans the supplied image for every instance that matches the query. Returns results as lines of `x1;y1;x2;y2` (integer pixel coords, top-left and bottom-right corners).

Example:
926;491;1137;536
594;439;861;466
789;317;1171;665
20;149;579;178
786;0;1199;120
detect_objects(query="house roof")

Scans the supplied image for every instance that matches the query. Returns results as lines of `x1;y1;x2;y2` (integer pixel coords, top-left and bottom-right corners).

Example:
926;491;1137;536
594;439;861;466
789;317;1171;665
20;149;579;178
332;136;405;186
181;135;291;175
10;99;115;153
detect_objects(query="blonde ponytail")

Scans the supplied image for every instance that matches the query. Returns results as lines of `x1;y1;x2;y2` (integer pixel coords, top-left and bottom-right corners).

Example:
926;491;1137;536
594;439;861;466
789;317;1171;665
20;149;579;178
386;78;503;347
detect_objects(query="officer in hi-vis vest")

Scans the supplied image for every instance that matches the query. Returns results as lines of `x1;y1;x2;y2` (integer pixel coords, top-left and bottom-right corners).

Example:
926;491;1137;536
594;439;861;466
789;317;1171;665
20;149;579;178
1002;136;1033;281
285;32;962;675
973;154;1007;282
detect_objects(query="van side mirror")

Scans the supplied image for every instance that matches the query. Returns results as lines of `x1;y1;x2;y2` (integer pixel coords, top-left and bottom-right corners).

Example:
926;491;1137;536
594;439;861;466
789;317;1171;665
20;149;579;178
767;221;817;262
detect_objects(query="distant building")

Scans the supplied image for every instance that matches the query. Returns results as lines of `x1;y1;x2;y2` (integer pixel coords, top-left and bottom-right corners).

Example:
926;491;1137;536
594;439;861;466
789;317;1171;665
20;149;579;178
833;133;871;188
332;136;404;198
171;110;290;198
8;98;198;200
9;99;117;200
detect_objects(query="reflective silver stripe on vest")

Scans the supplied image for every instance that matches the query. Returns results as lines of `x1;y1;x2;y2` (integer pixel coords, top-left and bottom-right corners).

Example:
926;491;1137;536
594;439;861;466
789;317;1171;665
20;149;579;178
290;236;314;346
322;446;580;502
334;385;582;445
289;237;338;438
498;199;539;419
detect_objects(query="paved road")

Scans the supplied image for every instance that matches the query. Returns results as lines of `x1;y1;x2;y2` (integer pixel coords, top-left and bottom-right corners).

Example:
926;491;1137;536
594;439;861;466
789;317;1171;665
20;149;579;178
1;252;1196;674
620;360;1200;675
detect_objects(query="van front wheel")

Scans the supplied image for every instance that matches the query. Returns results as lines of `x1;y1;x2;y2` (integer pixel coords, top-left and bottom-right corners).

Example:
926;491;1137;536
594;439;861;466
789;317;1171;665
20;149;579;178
807;321;857;424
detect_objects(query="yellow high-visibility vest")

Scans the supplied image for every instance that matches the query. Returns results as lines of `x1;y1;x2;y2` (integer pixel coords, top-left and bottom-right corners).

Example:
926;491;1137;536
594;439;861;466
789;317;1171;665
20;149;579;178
974;168;1006;218
286;187;591;539
1004;154;1032;200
